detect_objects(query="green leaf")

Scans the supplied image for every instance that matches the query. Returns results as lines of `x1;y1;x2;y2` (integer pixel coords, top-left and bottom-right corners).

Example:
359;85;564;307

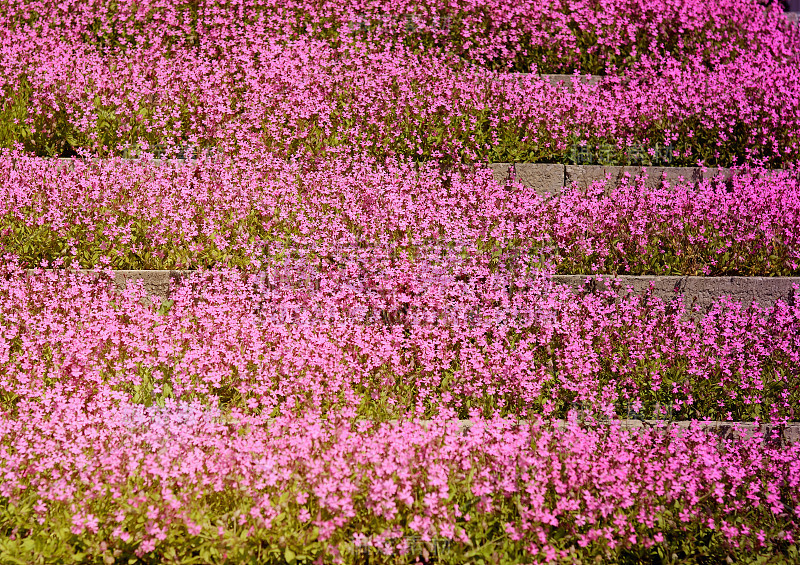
284;548;296;564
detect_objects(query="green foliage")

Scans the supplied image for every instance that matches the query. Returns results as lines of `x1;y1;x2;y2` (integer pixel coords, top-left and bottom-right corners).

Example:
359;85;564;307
0;476;797;564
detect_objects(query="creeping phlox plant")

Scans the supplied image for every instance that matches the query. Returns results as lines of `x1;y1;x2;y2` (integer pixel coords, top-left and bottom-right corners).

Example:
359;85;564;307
2;265;798;423
0;28;798;165
1;0;800;562
1;152;799;276
2;0;799;72
0;405;798;564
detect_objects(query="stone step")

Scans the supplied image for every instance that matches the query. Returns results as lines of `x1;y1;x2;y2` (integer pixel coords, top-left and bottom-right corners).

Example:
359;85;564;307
24;270;800;311
552;274;799;311
48;158;788;196
489;163;789;195
208;416;799;445
401;419;800;446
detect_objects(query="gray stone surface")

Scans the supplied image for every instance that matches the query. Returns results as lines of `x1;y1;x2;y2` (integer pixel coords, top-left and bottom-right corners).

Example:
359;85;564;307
563;165;791;191
564;165;701;191
56;157;196;168
49;159;789;196
552;275;800;310
513;163;564;195
612;421;800;446
111;270;189;300
25;269;190;305
488;163;564;195
417;419;800;445
493;74;602;92
488;162;512;183
27;270;799;313
540;74;602;88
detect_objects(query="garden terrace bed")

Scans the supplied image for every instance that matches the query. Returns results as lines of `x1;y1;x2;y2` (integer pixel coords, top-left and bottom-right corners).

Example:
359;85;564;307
2;35;799;166
3;0;798;73
1;409;799;563
9;266;799;422
5;155;799;276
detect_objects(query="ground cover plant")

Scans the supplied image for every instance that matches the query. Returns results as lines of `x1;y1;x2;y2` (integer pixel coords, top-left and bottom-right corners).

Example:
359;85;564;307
3;0;799;73
2;153;799;276
2;265;798;423
0;28;799;165
0;406;798;564
2;0;800;562
2;262;800;563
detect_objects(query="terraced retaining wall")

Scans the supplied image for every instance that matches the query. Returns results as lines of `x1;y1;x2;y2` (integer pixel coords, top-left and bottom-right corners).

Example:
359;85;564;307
54;157;790;195
26;270;800;311
402;419;800;446
489;163;792;194
552;275;800;310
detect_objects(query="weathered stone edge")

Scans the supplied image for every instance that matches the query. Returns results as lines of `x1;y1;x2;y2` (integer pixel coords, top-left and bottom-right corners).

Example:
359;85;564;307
412;419;800;445
23;271;800;310
488;163;793;195
552;274;800;310
246;418;796;445
49;159;791;197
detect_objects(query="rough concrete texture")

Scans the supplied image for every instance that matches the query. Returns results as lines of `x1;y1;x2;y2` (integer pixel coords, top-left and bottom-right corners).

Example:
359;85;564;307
552;275;799;310
57;157;196;169
25;269;190;305
408;419;800;445
27;270;798;314
540;74;602;88
488;163;564;195
513;163;565;195
111;270;189;301
487;164;790;195
565;165;707;191
50;159;787;196
563;165;790;191
493;74;602;92
488;162;513;183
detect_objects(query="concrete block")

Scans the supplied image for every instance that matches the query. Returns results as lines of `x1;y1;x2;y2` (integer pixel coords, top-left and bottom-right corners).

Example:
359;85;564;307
453;419;799;444
563;165;794;191
24;270;800;313
539;74;602;89
486;163;564;196
111;270;190;301
488;162;512;184
55;157;200;169
512;163;564;196
698;167;735;182
679;276;799;310
551;275;800;310
55;158;76;171
25;269;192;307
564;165;702;191
494;74;602;92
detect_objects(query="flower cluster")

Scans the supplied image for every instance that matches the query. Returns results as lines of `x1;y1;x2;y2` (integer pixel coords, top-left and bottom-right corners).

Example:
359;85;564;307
2;0;800;561
3;265;798;422
0;404;797;563
3;0;798;72
2;153;799;275
0;25;798;165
